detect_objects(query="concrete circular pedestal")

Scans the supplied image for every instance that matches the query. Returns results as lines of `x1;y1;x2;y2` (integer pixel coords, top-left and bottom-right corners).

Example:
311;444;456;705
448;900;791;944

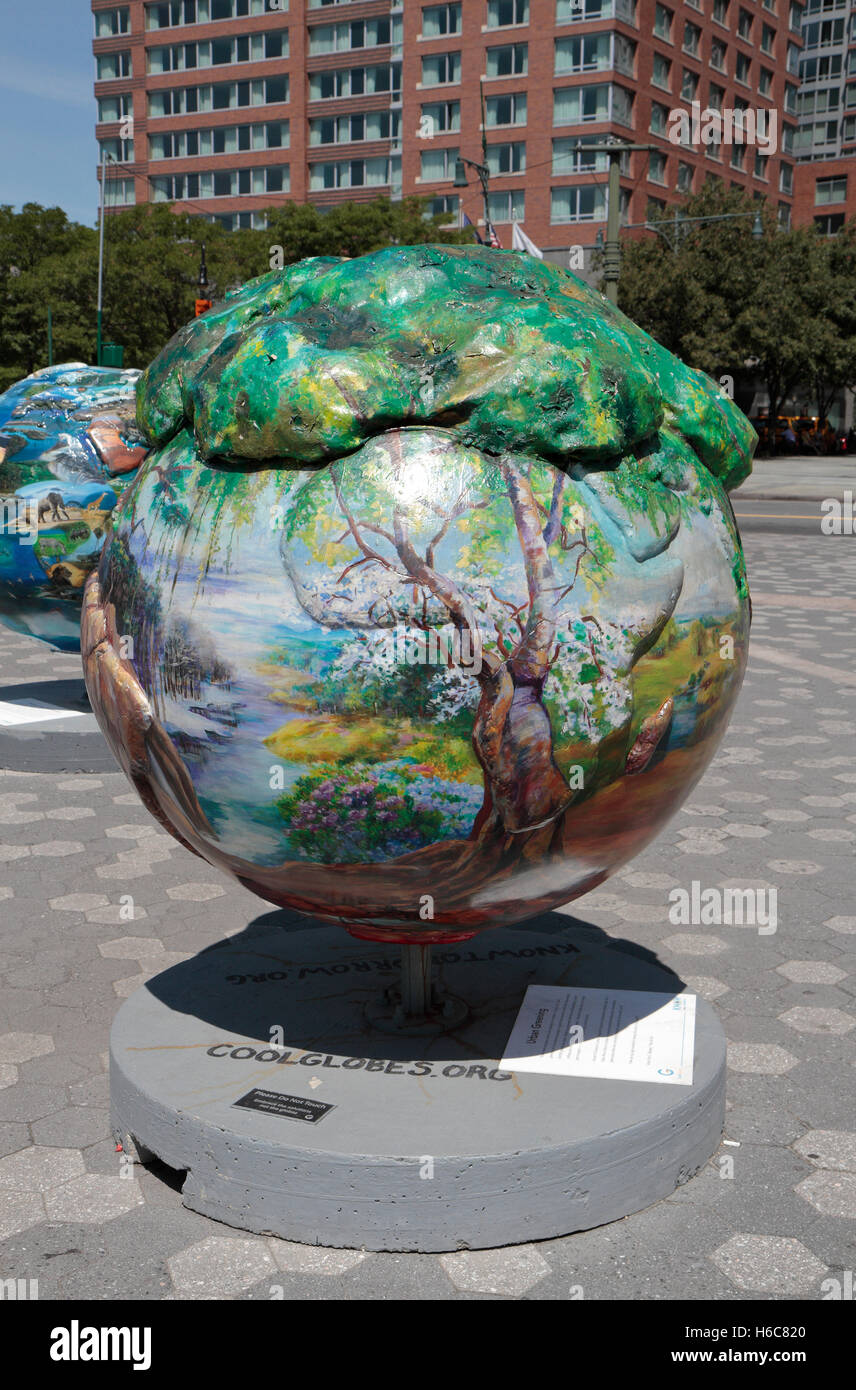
110;920;726;1252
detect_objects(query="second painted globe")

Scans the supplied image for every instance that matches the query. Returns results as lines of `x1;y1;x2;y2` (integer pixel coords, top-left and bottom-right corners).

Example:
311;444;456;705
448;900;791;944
84;246;754;943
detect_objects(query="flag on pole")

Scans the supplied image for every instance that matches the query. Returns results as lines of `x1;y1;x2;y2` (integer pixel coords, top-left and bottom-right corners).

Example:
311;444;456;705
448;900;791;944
462;212;485;245
485;220;502;249
512;222;543;258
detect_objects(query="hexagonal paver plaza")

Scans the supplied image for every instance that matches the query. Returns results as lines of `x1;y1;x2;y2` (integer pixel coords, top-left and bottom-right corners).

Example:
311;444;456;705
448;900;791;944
0;527;854;1301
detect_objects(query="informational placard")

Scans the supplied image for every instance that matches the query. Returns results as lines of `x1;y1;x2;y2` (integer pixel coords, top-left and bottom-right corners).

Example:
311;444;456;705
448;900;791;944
233;1088;335;1124
501;985;696;1085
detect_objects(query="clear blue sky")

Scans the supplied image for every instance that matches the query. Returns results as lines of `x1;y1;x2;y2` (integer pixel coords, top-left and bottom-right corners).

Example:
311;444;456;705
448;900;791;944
0;1;97;226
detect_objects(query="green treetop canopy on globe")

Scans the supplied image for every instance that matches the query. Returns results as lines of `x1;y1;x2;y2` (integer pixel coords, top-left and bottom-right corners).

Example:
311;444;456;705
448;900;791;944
83;245;754;944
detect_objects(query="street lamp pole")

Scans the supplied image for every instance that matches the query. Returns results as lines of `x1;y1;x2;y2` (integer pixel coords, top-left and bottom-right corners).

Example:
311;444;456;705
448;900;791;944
453;79;493;241
623;208;765;251
96;148;109;367
454;157;491;238
566;143;655;304
603;151;622;304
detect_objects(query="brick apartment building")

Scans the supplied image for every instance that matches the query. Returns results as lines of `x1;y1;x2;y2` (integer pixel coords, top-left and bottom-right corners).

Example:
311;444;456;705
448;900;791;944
93;0;804;262
793;0;856;233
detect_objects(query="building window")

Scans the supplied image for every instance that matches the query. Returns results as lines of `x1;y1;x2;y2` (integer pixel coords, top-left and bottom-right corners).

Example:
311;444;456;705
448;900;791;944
708;83;724;110
801;53;843;81
760;23;775;52
309;19;391;54
652;52;671;89
146;1;267;25
554;82;614;123
784;84;797;114
737;7;753;37
485;92;526;126
151;166;290;200
754;152;769;179
730;144;745;169
816;175;847;204
815;212;845;234
735;53;751;85
98;94;133;122
425;194;459;218
309;157;389;190
150;120;290;159
487;0;529;26
420;101;461;134
95;7;130;36
712;0;729;23
148;75;288;116
486;43;528;77
551;184;606;221
710;39;726;72
421;4;462;37
211;212;268;231
612;86;633;125
99;137;134;163
96;52;132;80
553;136;629;173
555;34;611;73
552;33;633;78
147;0;190;25
778;203;792;228
487;140;526;174
421;51;461;85
311;65;398;99
654;4;672;39
681;68;699;100
758;67;773;97
649;100;668;134
683;21;701;55
147;31;287;74
649;149;667;182
615;36;635;74
420;146;459;180
102;176;135;205
556;0;636;20
677;161;693;192
425;194;458;218
310;111;396;144
789;2;803;28
778;163;793;193
488;189;525;221
803;17;845;46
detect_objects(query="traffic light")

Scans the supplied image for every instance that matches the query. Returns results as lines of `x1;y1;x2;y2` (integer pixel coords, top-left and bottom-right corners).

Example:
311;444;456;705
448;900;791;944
195;242;212;316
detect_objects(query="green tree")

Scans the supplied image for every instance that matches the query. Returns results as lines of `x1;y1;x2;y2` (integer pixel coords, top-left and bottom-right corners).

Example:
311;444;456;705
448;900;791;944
0;196;469;389
263;195;469;263
617;185;760;374
0;204;96;388
806;219;856;428
735;220;843;454
618;188;856;453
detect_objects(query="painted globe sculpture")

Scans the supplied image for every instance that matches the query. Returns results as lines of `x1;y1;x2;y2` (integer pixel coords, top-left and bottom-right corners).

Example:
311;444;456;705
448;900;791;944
0;363;148;650
83;246;754;944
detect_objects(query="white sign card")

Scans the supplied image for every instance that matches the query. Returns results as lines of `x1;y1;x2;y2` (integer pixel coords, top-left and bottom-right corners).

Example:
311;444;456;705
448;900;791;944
0;700;90;728
501;985;696;1085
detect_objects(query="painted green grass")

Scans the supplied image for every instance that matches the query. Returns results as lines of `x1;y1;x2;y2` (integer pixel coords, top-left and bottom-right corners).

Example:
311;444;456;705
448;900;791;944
263;714;481;783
